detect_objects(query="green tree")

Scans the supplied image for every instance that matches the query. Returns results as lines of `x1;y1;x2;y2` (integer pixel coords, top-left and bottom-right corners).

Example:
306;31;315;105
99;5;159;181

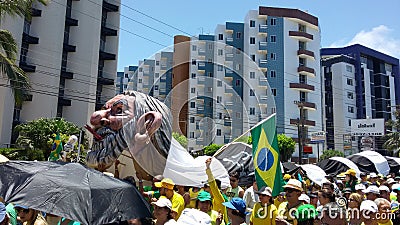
319;150;344;161
203;143;223;156
14;117;87;160
277;134;296;162
172;132;188;149
0;0;47;106
384;110;400;154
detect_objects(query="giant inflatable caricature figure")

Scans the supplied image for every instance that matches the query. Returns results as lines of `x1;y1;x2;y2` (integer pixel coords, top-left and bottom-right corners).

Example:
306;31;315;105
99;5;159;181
85;91;172;178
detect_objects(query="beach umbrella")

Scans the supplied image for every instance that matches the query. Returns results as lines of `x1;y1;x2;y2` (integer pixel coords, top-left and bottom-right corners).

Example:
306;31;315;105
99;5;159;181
347;150;390;175
317;156;361;178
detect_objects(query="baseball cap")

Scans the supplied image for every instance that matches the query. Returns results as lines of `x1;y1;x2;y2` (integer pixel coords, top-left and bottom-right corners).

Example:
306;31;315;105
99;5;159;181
295;204;317;222
177;208;212;225
0;202;6;222
344;169;356;177
155;178;175;190
355;183;366;191
256;186;272;197
222;197;247;215
151;198;172;210
370;173;378;178
298;194;310;204
360;200;378;213
197;191;212;202
379;185;390;192
360;172;367;177
362;185;380;194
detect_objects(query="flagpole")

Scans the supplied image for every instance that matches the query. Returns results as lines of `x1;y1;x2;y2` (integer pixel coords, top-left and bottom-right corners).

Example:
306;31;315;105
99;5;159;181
213;113;277;157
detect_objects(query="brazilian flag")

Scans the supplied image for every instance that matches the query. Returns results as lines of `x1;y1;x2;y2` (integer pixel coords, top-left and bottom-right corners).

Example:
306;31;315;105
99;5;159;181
251;113;284;196
48;134;63;161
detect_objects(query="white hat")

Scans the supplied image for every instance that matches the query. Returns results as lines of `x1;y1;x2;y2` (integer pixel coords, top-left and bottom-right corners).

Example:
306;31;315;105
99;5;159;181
256;186;272;197
298;194;310;204
392;184;400;191
151;198;172;210
336;180;343;184
283;179;303;191
355;184;366;191
379;185;390;192
177;208;212;225
370;173;378;178
387;178;396;184
362;185;380;194
360;200;378;213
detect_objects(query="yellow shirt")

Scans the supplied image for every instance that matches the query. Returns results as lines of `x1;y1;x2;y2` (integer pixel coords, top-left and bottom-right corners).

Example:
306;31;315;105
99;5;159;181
208;210;226;225
187;187;202;208
250;203;277;225
378;221;393;225
206;168;229;225
277;201;302;225
274;198;284;209
161;192;185;220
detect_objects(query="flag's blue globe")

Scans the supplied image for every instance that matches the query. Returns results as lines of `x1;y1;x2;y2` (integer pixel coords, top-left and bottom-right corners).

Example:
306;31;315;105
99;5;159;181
257;147;274;171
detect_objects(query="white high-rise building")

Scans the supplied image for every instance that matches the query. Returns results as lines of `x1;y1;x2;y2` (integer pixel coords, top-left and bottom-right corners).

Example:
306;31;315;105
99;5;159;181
0;0;120;146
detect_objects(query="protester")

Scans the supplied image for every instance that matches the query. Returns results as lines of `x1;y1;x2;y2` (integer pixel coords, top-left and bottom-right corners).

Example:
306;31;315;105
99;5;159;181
308;192;318;208
370;173;380;186
14;205;48;225
317;189;335;214
155;178;185;220
298;194;310;204
243;179;259;223
222;198;247;225
250;186;277;225
295;204;317;225
363;186;380;201
344;169;357;192
374;198;393;225
175;185;190;208
276;179;303;225
126;217;154;225
379;186;391;202
360;173;369;187
5;203;17;225
273;192;286;209
195;191;224;225
348;193;363;225
226;172;244;200
355;184;366;198
360;200;378;225
187;187;202;209
152;198;177;225
319;202;347;225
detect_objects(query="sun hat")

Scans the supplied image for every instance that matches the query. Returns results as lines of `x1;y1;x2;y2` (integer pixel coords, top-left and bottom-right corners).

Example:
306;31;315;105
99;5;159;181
370;173;378;178
222;197;247;215
295;204;317;222
298;194;310;204
283;179;303;192
0;202;6;222
360;200;378;213
256;186;272;197
155;178;175;190
197;191;212;202
177;208;212;225
379;185;390;192
151;198;172;210
387;178;396;184
362;185;380;195
355;183;366;191
344;169;356;177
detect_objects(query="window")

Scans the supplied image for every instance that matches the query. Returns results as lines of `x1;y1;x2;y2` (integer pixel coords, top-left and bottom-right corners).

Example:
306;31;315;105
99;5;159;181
235;63;241;70
218;113;222;119
189;132;194;138
190;117;195;123
270;53;276;60
236;32;241;39
346;65;353;72
191;87;196;93
218;34;223;40
155;73;159;77
217;80;222;87
208;58;213;63
208;43;213;50
192;45;197;51
235;79;241;86
218;65;223;71
236;112;241;118
270;70;276;78
124;73;129;78
250;72;255;79
250;37;256;44
217;96;222;103
271;88;277;96
347;78;353;86
191;73;196;79
348;106;354;113
218;49;223;56
299;41;306;50
270;18;276;26
190;102;196;108
347;92;354;99
208;72;213;77
250;20;255;27
138;79;142;83
270;35;276;43
250;89;255;96
250;107;255;115
251;54;255;61
156;61;160;66
154;85;159;90
217;129;222;136
271;107;276;114
299;58;306;67
192;59;196;65
348;119;351;127
298;24;306;32
300;92;306;101
207;87;212;92
139;68;143;72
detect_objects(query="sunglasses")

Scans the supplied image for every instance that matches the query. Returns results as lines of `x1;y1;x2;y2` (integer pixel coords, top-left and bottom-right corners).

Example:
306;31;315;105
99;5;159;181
15;208;30;213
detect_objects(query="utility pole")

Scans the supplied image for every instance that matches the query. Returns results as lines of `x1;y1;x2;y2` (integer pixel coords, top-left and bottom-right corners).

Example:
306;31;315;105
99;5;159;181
295;102;305;165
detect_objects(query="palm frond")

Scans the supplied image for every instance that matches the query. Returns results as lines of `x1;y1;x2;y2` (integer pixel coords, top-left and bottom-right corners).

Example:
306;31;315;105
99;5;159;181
0;29;18;60
0;0;48;19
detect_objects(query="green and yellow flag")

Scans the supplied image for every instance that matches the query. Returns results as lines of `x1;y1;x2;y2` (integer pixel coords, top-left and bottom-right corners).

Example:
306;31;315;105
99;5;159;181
48;134;63;161
251;113;284;196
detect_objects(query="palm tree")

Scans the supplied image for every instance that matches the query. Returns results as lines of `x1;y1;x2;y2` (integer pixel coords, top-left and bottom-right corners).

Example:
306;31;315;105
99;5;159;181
0;0;47;106
384;109;400;155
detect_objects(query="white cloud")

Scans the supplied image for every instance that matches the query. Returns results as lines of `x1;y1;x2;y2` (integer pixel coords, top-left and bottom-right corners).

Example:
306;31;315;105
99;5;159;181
329;25;400;59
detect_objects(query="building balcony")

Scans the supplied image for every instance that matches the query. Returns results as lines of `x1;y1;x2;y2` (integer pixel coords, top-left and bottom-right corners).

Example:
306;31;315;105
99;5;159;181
259;77;268;87
259;41;267;52
258;24;268;34
224;85;234;94
290;118;316;127
289;31;313;41
31;8;42;17
65;16;78;26
22;32;39;44
294;100;317;110
99;50;116;60
258;95;268;104
297;49;315;60
98;76;114;85
103;0;119;12
19;61;36;73
61;70;74;79
224;135;232;143
297;66;315;77
198;62;206;71
226;37;233;42
101;25;117;36
289;82;315;92
225;53;233;60
58;96;71;106
63;43;76;52
258;59;268;70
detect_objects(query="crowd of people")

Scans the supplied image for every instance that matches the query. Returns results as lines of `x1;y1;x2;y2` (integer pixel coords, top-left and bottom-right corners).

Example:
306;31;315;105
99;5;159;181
2;159;400;225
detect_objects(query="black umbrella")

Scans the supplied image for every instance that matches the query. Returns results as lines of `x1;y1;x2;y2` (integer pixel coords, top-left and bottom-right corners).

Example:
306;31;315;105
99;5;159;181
0;161;151;225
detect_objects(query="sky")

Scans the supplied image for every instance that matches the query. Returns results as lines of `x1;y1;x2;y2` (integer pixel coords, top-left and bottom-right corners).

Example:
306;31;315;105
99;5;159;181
117;0;400;71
